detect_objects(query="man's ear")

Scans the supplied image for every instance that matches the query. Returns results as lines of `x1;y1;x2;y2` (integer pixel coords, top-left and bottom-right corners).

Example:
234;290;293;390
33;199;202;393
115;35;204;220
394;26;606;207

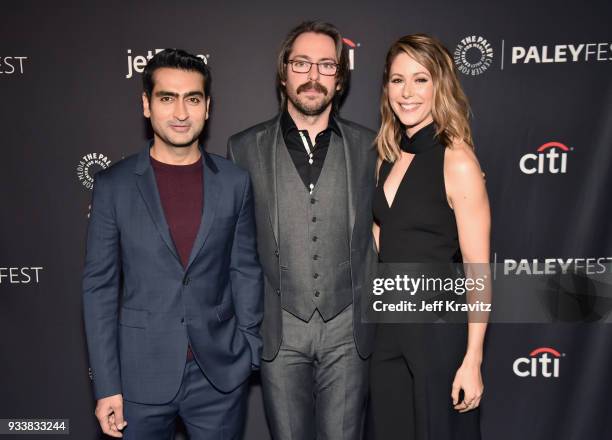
142;93;151;118
205;96;211;120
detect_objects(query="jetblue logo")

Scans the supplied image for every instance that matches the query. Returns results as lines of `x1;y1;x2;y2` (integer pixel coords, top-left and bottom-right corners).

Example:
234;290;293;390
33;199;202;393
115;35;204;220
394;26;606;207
126;49;209;79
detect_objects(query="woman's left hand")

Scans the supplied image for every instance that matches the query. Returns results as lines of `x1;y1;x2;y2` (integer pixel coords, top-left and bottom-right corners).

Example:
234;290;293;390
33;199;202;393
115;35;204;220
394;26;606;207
451;358;484;413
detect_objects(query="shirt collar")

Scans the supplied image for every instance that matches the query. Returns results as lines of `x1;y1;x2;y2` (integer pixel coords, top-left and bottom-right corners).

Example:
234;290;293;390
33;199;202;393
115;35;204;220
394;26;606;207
281;110;342;139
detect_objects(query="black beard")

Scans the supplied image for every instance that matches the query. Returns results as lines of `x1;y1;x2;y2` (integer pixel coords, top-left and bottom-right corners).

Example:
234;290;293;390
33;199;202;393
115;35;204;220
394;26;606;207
289;97;331;116
287;91;334;117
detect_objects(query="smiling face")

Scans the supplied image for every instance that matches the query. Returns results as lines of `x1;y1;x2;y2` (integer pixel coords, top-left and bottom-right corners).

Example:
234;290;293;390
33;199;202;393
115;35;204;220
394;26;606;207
387;52;434;136
142;67;209;149
282;32;340;116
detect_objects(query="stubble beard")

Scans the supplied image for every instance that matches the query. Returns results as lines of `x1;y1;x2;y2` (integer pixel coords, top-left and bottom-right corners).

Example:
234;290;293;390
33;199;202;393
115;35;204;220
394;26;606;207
153;124;202;149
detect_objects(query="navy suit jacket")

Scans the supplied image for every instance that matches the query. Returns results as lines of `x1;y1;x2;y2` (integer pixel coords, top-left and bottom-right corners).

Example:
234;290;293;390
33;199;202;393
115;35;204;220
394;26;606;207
82;146;263;404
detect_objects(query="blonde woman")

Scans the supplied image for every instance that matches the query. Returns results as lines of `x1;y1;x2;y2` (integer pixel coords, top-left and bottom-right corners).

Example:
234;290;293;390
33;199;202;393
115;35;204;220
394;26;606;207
370;34;490;439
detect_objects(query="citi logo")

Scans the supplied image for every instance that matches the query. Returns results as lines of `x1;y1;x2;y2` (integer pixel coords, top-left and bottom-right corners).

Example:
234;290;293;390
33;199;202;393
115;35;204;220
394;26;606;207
126;49;209;79
513;347;564;378
519;141;571;175
343;38;359;70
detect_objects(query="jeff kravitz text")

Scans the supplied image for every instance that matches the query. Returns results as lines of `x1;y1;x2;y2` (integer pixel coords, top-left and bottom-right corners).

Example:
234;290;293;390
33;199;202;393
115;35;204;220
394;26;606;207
371;273;492;315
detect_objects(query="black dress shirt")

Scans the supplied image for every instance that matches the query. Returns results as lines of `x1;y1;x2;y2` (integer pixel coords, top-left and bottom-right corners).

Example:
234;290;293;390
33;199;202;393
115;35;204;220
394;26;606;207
280;110;342;192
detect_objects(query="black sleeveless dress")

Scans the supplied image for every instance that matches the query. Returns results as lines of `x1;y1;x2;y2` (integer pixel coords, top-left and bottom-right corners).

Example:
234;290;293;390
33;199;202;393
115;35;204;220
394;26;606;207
369;123;481;440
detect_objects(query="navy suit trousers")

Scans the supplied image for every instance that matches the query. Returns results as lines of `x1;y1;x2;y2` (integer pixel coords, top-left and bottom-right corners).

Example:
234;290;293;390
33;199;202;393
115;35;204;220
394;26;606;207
122;359;248;440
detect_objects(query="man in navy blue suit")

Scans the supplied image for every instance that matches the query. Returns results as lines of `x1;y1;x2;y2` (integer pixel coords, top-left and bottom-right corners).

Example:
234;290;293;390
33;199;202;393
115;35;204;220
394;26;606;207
82;49;263;439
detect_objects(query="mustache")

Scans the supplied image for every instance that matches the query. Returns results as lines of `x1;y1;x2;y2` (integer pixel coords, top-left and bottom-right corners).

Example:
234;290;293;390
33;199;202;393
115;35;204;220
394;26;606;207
297;81;328;95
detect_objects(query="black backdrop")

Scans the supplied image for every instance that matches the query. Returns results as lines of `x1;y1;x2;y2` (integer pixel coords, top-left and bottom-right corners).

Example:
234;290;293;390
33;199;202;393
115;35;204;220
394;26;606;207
1;1;612;438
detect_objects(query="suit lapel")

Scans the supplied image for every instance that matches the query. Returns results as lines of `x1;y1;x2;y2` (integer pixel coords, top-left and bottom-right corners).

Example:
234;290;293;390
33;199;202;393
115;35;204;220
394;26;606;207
256;117;280;246
337;120;360;248
134;148;181;263
185;151;220;271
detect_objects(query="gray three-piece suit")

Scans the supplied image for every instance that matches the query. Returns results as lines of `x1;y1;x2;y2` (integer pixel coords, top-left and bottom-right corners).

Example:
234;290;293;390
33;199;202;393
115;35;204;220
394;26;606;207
228;114;377;439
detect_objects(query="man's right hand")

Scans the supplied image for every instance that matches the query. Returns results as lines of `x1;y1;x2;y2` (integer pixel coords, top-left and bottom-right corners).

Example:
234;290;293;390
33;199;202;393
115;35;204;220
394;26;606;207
95;394;127;438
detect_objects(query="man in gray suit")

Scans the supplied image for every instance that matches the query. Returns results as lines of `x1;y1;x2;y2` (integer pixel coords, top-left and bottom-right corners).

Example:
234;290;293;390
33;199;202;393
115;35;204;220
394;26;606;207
228;21;377;439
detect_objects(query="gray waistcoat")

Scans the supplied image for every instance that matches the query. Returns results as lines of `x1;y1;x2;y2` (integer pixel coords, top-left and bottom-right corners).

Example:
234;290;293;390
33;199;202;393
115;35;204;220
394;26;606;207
276;133;352;322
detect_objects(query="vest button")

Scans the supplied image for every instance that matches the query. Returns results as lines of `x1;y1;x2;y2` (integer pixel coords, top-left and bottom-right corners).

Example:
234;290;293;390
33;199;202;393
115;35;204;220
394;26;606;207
274;249;279;257
314;291;320;297
310;198;316;204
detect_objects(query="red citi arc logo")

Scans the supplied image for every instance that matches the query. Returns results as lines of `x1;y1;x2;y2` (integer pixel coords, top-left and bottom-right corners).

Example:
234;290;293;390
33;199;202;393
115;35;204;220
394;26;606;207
519;141;571;174
343;38;358;70
513;347;563;378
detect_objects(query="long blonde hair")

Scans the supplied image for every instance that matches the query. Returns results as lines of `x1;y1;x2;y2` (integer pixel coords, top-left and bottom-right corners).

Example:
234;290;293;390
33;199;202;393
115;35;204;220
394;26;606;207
375;34;473;162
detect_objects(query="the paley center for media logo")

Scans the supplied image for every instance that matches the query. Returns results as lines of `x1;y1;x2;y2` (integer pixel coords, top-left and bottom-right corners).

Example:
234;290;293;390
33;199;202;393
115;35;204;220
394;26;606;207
126;49;210;79
513;347;564;378
454;36;494;76
77;152;112;190
519;141;572;175
454;36;611;74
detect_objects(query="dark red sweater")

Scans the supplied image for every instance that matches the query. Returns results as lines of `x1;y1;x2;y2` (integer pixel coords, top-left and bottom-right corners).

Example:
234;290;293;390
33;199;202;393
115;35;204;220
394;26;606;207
151;155;203;362
150;155;203;268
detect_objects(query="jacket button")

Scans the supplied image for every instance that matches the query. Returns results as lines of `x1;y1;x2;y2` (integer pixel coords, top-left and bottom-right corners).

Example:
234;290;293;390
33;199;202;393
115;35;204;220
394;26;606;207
274;249;279;257
313;273;319;279
312;216;317;222
275;289;280;295
183;277;191;286
312;236;318;242
181;318;185;324
313;255;319;260
314;291;320;297
310;198;316;204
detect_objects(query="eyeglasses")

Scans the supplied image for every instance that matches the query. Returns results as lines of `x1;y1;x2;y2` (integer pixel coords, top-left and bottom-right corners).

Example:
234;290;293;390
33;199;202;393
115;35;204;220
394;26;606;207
287;59;339;76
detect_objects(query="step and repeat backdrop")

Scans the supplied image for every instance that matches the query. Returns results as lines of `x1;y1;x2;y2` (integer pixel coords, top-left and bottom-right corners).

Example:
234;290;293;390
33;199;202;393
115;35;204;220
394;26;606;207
1;0;611;438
